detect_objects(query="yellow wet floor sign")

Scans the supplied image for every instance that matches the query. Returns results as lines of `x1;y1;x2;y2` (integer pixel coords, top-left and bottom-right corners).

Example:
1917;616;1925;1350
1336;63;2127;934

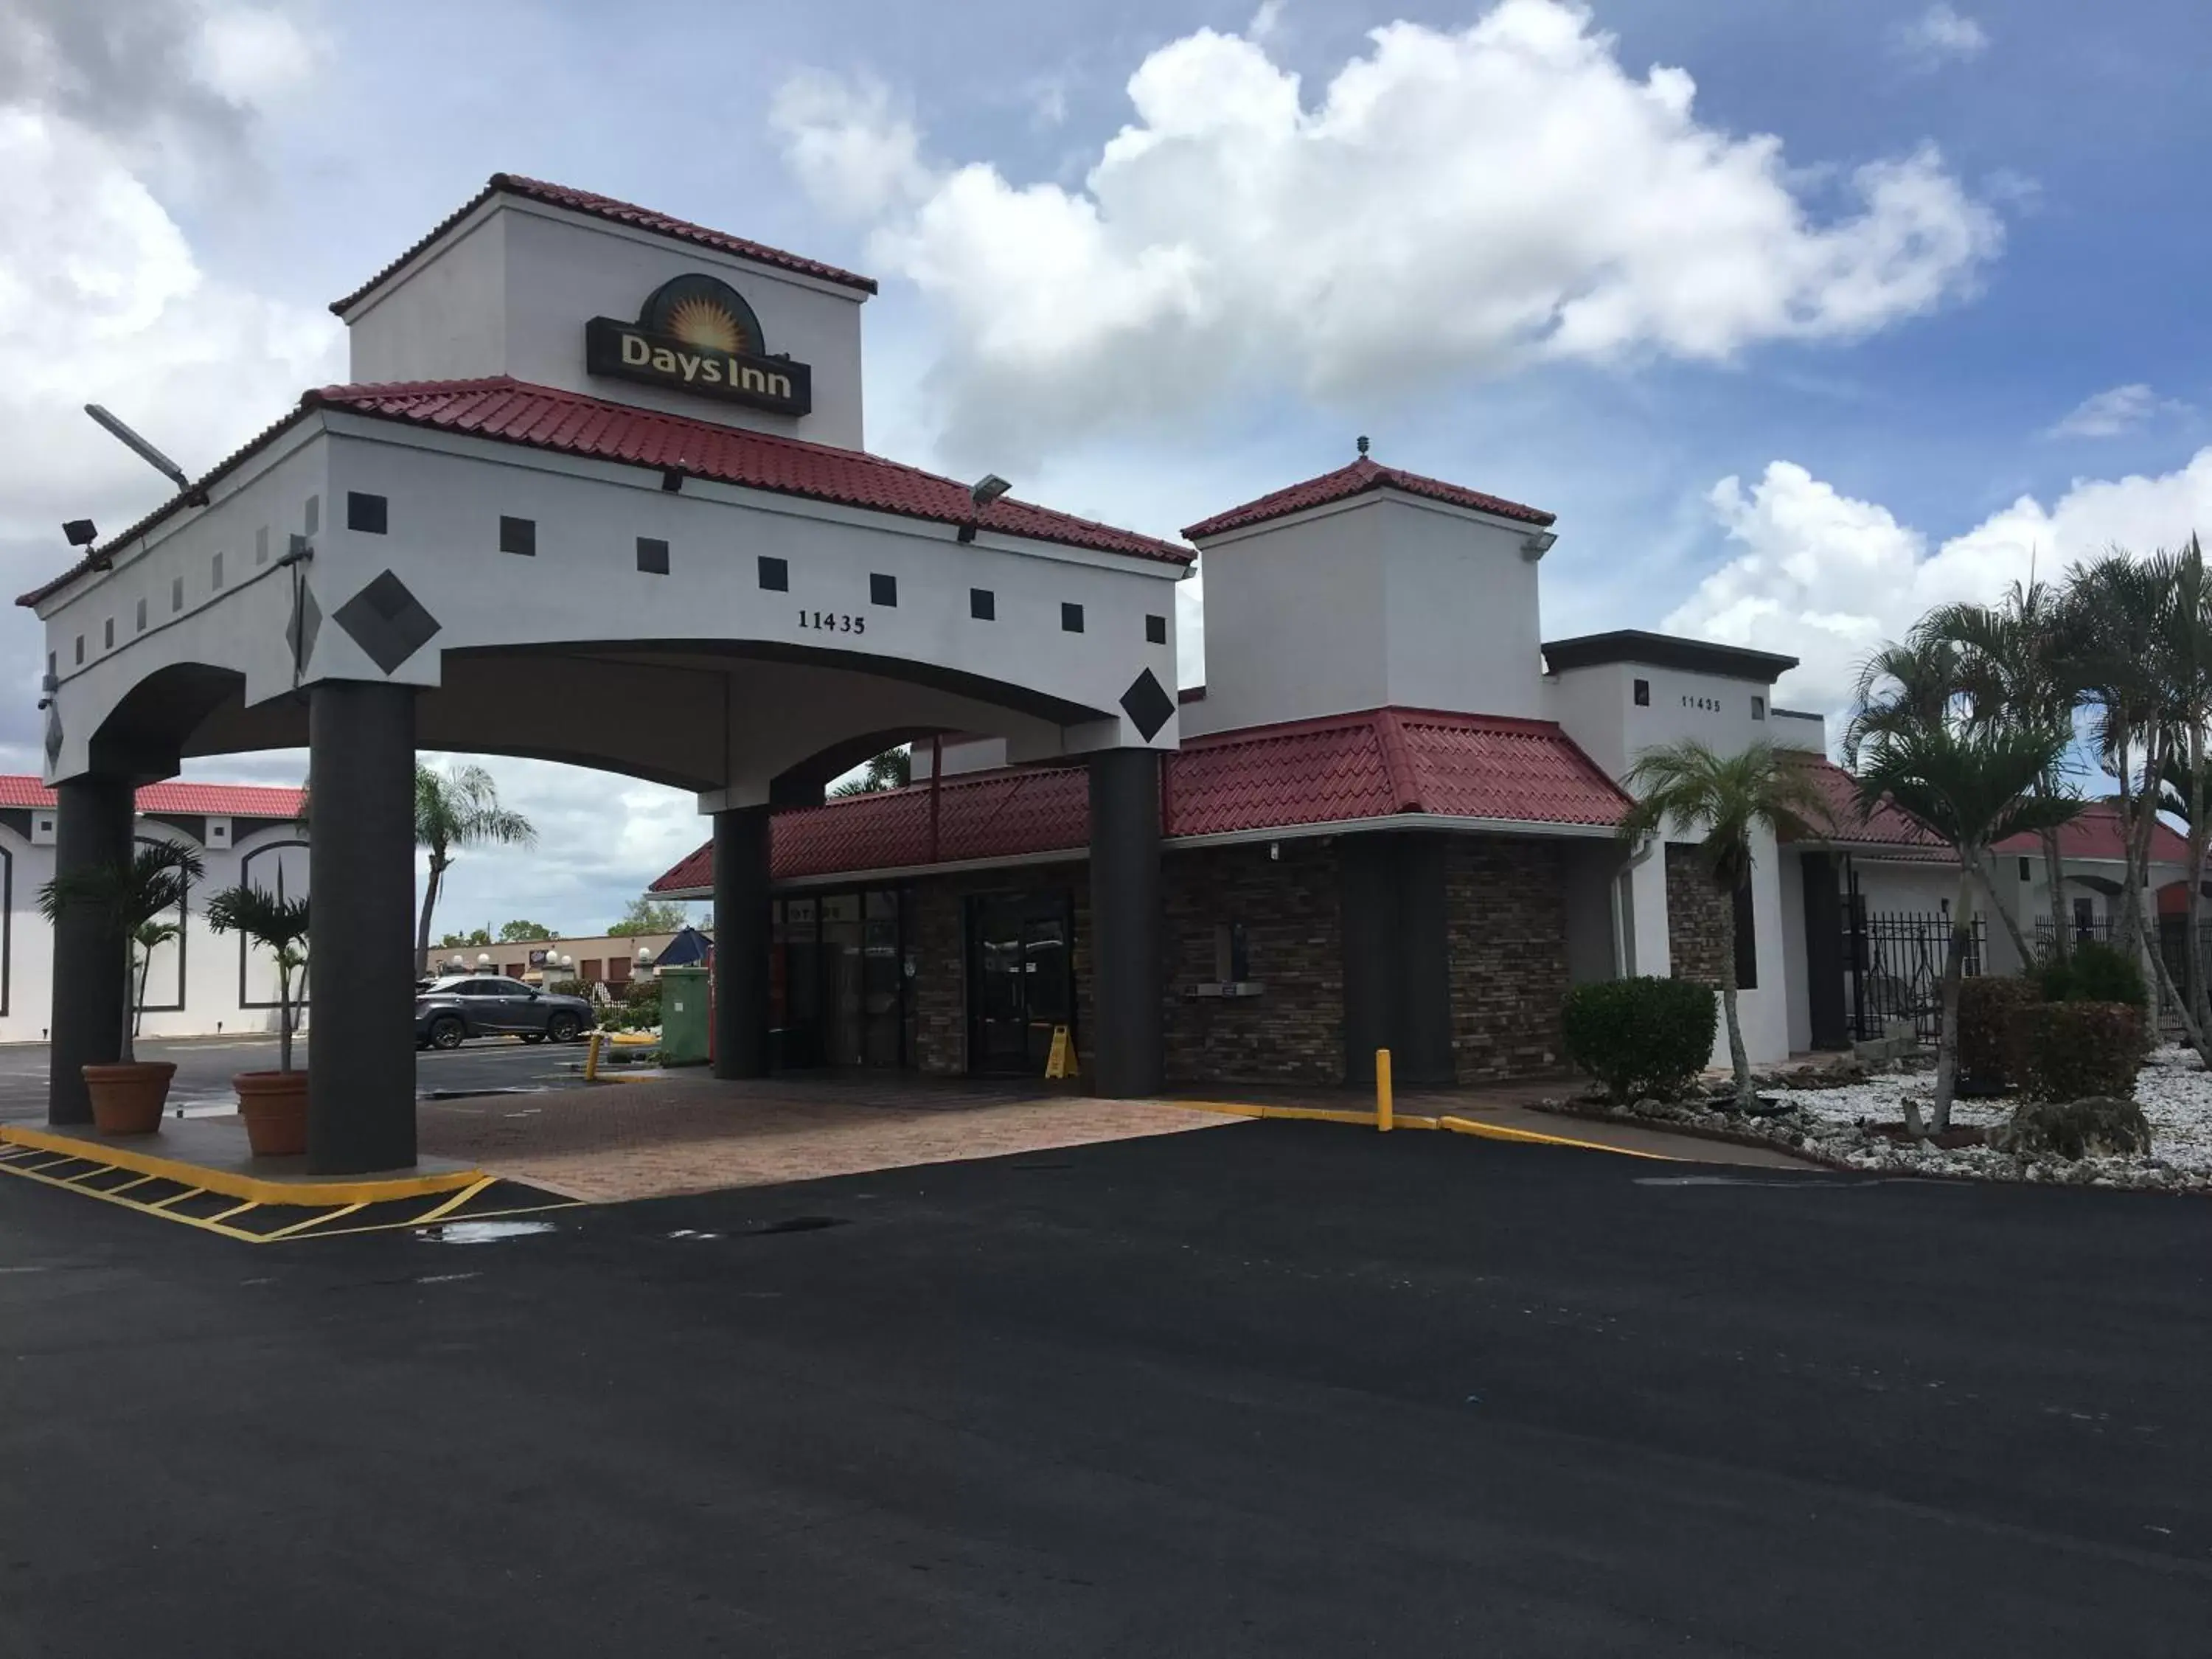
1044;1024;1079;1079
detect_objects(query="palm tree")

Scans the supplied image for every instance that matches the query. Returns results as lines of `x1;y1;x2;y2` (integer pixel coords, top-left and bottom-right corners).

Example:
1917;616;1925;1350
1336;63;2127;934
1916;576;2084;964
204;876;310;1073
1853;714;2079;1134
1618;740;1832;1110
830;748;911;796
131;919;181;1037
2065;550;2176;1004
2146;535;2212;1051
415;762;535;973
38;841;205;1065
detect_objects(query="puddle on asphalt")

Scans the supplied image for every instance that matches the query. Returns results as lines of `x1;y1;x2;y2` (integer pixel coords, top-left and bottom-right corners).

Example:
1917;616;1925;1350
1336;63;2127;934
415;1219;560;1244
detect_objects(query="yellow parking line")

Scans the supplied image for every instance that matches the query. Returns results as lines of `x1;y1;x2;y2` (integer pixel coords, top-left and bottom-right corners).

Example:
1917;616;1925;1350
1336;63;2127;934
206;1198;263;1224
257;1203;368;1240
0;1161;262;1241
147;1186;206;1211
407;1177;497;1226
108;1174;159;1195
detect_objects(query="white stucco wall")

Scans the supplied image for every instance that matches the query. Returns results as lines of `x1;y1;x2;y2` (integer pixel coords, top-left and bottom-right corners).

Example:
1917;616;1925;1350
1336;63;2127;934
343;198;870;451
0;815;307;1046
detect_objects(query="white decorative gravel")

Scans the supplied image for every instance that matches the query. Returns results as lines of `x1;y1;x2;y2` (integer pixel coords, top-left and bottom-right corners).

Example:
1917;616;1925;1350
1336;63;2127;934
1560;1046;2212;1192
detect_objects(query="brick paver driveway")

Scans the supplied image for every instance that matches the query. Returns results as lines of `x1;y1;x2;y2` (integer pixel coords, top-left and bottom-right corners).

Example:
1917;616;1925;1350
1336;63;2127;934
417;1071;1234;1201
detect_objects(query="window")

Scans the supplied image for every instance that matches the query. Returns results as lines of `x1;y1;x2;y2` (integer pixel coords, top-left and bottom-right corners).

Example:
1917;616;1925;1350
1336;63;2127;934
580;959;603;983
498;515;536;556
102;619;114;650
758;554;788;591
970;588;995;620
304;494;320;535
2019;857;2033;881
1751;695;1766;720
1061;601;1085;633
870;572;898;607
256;526;270;566
636;537;669;575
1732;880;1758;990
73;636;83;665
347;492;389;534
171;577;184;613
2072;896;2096;940
135;598;147;633
1146;613;1167;644
211;551;223;589
1213;922;1251;984
1633;678;1651;706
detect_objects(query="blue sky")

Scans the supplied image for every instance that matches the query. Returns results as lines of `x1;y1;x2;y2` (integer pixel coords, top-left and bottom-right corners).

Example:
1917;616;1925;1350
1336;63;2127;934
5;0;2211;934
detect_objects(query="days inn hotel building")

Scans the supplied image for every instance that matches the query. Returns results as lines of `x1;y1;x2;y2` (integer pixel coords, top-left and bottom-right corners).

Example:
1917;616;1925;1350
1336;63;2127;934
21;173;1873;1155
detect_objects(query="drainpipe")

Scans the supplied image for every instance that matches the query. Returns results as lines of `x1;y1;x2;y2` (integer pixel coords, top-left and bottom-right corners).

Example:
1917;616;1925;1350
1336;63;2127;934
928;735;942;865
1614;829;1660;978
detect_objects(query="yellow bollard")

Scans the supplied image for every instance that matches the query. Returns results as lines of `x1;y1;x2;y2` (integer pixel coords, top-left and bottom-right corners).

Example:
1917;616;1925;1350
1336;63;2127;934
1375;1048;1394;1133
584;1029;604;1082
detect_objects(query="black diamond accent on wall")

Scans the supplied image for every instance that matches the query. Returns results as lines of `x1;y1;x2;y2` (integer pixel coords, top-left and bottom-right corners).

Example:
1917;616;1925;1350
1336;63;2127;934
332;571;439;674
1119;667;1175;742
286;584;321;669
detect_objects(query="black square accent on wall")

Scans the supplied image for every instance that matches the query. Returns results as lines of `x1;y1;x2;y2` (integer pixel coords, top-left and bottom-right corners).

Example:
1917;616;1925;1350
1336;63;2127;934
1145;612;1166;644
970;588;995;620
759;555;788;591
1061;602;1085;633
135;597;146;632
871;572;898;607
499;515;536;556
103;619;114;649
347;492;389;534
636;537;669;575
1633;678;1650;706
256;526;269;565
171;577;184;613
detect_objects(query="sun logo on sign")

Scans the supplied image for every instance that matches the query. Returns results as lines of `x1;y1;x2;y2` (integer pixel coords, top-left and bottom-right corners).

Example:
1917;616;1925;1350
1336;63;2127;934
638;274;763;358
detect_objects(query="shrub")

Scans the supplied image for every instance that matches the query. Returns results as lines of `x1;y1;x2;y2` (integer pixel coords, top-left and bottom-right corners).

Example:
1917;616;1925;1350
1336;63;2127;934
547;977;588;999
1955;975;2041;1089
2039;939;2147;1009
2003;1095;2152;1160
2017;1001;2145;1103
1562;977;1718;1104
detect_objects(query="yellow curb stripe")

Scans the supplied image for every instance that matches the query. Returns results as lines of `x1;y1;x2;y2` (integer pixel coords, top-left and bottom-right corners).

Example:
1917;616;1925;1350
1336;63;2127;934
1436;1115;1679;1161
0;1161;263;1241
0;1123;484;1207
406;1177;497;1227
1173;1102;1442;1130
257;1202;369;1240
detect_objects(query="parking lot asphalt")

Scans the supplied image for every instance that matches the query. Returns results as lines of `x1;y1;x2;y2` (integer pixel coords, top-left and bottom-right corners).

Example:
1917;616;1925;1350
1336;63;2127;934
0;1032;590;1121
2;1121;2208;1656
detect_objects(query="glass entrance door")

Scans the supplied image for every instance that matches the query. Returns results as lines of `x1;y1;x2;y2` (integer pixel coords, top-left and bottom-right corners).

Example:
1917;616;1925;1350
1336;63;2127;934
967;892;1074;1075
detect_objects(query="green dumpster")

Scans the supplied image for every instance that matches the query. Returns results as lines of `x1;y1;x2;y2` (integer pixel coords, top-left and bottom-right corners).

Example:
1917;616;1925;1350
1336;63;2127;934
656;966;710;1066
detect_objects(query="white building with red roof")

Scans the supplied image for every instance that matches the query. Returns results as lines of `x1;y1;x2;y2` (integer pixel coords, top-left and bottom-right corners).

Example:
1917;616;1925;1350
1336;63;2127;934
0;777;306;1046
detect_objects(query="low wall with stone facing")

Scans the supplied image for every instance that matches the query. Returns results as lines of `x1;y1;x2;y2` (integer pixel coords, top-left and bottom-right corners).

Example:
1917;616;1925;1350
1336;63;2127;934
1444;838;1571;1082
1666;842;1731;987
1161;840;1346;1085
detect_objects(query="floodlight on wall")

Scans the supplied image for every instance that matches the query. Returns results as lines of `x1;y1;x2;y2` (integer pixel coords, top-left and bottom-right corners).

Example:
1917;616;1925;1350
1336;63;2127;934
84;404;206;506
1520;529;1558;560
959;473;1014;543
63;519;97;546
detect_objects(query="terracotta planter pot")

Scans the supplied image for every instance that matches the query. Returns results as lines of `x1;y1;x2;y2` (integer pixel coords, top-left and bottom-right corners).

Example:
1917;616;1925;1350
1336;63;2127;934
82;1062;177;1135
233;1070;309;1158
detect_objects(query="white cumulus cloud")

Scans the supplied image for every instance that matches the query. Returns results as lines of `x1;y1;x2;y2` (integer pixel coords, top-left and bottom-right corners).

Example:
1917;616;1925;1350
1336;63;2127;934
1890;4;1989;70
1665;451;2212;723
2045;383;2172;440
772;0;2002;465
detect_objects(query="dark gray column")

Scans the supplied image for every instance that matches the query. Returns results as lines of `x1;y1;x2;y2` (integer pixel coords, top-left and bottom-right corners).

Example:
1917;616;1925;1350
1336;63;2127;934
1801;852;1849;1050
308;681;417;1173
47;774;135;1125
1088;748;1164;1097
712;805;773;1079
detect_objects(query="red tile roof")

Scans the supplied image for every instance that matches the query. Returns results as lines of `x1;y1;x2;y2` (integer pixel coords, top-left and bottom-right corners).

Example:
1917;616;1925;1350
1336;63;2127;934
18;378;1189;607
330;173;877;316
0;776;306;818
1795;757;2188;866
1182;456;1554;540
302;379;1188;563
650;708;1629;892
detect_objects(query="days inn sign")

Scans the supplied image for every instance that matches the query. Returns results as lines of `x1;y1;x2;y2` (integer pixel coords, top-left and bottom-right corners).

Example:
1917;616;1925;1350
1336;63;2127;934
585;273;812;417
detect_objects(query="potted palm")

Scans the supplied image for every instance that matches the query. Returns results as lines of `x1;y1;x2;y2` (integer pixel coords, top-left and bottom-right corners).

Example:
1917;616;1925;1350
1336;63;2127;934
38;839;204;1133
203;876;310;1156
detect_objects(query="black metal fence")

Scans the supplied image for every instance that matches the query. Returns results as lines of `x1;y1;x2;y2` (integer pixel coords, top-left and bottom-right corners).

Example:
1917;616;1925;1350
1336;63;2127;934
1844;907;1984;1043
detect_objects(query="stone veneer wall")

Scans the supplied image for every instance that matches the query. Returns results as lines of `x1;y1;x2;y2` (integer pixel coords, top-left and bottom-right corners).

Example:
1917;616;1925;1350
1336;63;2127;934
1161;840;1344;1085
1665;842;1730;986
1443;838;1570;1082
904;863;1093;1076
